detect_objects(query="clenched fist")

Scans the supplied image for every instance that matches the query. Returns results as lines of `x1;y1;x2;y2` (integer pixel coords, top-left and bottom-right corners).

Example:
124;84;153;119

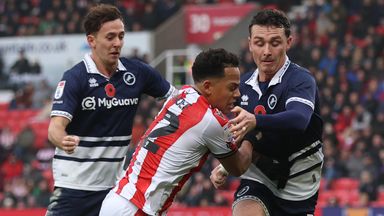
210;164;229;189
61;135;80;154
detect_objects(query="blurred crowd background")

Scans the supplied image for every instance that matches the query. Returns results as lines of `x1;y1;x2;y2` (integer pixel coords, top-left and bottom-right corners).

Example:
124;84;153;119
0;0;384;210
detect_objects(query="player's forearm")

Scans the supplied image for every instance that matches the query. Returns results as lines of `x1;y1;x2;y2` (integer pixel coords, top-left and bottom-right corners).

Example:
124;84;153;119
235;141;253;175
255;106;312;132
48;120;68;149
224;141;253;177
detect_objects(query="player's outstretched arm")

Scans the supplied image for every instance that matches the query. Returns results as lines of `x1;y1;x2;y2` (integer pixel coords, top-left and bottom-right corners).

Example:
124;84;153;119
48;116;79;154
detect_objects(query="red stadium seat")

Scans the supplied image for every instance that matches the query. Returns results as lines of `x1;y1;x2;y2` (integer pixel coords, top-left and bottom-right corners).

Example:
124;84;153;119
378;191;384;201
0;111;7;127
318;189;360;207
348;189;361;207
19;109;39;119
330;178;359;191
370;200;384;207
7;111;21;121
319;178;328;191
6;118;26;135
29;121;49;148
0;103;9;111
318;190;338;206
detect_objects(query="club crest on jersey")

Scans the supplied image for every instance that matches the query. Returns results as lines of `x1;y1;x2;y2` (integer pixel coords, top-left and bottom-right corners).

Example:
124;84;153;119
88;77;99;87
240;94;249;106
123;72;136;86
54;81;65;99
223;124;236;150
214;109;226;120
267;94;277;110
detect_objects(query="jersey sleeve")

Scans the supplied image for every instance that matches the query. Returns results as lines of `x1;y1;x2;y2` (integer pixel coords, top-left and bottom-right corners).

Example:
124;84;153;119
202;109;238;159
255;72;316;131
51;71;82;121
137;60;174;99
285;72;316;111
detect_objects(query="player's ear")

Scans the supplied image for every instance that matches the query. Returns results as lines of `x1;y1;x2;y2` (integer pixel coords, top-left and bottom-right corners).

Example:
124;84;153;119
87;34;96;48
286;36;293;49
248;36;252;52
202;80;213;96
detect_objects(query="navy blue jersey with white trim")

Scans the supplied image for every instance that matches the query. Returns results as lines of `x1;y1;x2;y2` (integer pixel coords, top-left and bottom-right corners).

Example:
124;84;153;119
239;59;322;159
51;54;173;191
239;57;324;200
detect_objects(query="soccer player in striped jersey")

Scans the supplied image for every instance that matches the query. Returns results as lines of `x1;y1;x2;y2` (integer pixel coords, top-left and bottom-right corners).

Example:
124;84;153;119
46;4;176;216
210;9;324;216
99;48;255;216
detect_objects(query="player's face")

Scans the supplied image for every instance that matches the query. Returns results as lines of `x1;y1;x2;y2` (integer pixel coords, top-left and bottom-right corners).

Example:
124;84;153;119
248;25;292;80
88;19;125;69
209;67;240;114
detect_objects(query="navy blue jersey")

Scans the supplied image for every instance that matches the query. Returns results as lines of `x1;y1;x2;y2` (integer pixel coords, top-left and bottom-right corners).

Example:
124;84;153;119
239;58;324;200
51;54;174;191
239;59;323;159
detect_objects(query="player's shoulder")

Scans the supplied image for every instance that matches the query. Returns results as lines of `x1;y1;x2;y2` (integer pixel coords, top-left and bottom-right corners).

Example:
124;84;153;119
119;57;159;76
286;62;315;82
63;61;87;79
211;108;229;127
240;70;255;83
119;57;148;69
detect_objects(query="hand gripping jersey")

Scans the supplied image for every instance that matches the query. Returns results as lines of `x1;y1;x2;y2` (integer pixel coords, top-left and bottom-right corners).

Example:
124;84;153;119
239;57;324;200
114;86;238;215
51;54;174;191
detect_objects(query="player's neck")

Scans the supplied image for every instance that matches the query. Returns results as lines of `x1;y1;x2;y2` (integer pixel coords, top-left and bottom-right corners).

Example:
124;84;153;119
258;72;273;82
91;54;117;78
258;64;284;82
99;65;117;78
192;84;203;95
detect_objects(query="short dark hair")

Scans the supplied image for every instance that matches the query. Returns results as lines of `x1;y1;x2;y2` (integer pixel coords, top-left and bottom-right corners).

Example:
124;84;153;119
83;4;123;35
248;9;291;38
192;48;239;83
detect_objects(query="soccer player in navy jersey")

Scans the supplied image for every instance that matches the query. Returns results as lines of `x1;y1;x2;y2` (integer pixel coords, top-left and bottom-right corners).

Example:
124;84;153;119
99;48;255;216
210;9;324;216
45;4;176;216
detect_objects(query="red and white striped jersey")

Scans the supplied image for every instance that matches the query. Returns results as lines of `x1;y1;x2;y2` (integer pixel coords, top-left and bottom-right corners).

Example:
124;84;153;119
113;86;238;215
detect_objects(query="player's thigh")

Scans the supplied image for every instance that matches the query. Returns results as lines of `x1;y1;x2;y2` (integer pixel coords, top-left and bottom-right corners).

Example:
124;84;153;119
232;180;272;216
233;199;267;216
45;187;73;216
99;190;142;216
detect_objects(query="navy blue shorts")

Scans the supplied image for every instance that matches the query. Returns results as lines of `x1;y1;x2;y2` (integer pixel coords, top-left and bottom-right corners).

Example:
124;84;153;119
233;179;318;216
45;187;111;216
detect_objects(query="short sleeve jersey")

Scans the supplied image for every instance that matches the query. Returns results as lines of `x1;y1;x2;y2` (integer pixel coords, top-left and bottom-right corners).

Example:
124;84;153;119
114;86;238;215
50;54;173;191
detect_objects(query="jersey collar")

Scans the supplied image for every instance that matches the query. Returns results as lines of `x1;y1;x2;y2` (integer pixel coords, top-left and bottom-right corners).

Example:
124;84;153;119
83;53;127;78
245;56;291;99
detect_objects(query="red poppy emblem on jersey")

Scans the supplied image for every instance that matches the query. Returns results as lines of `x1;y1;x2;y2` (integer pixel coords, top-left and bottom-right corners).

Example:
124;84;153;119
105;83;116;97
254;105;266;115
